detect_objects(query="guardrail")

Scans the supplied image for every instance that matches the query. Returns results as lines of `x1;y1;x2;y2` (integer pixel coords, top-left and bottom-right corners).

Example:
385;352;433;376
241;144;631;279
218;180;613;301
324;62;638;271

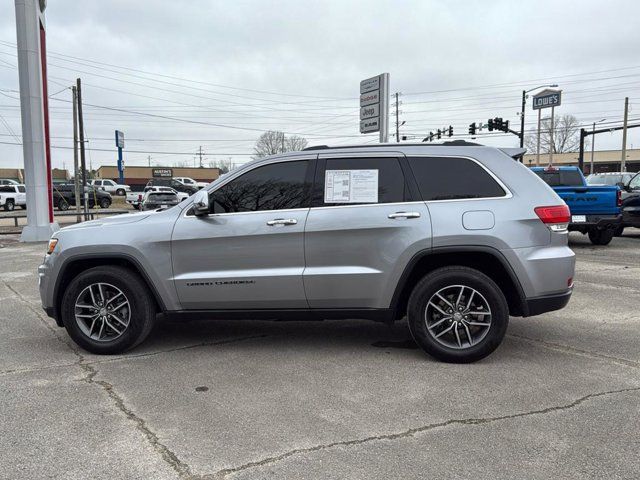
0;208;131;228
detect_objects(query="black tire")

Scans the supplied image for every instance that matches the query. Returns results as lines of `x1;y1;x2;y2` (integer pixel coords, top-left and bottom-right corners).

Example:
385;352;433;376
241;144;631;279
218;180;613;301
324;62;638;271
407;266;509;363
116;188;125;196
613;225;624;237
60;266;156;354
4;199;15;211
99;198;111;209
588;228;614;245
20;205;26;209
58;199;69;211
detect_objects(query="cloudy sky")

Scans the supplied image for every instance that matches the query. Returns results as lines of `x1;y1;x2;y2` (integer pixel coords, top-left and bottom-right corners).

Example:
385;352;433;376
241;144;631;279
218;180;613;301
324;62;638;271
1;0;639;171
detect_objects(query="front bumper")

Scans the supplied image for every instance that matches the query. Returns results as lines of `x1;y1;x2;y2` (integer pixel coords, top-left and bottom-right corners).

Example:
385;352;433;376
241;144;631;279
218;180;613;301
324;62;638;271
525;288;572;316
568;214;622;231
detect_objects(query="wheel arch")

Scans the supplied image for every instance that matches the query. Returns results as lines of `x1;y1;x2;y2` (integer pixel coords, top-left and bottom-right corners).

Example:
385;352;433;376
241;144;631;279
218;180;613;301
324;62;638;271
391;246;528;320
53;254;166;326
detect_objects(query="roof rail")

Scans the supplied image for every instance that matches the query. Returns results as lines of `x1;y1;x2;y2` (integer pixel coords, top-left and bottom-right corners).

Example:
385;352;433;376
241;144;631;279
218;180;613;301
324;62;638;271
302;145;330;151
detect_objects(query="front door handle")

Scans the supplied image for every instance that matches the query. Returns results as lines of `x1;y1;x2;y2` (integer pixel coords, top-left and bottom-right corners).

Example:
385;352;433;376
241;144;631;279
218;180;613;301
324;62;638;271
266;218;298;226
388;211;421;219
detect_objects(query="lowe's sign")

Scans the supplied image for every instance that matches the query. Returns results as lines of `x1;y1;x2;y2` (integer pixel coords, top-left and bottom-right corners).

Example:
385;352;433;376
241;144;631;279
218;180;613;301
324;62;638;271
532;90;562;110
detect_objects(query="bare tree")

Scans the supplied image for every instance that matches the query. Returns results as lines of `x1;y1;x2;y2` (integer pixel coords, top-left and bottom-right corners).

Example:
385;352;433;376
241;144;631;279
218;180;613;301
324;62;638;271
253;130;308;158
285;135;308;152
525;114;584;154
207;158;233;174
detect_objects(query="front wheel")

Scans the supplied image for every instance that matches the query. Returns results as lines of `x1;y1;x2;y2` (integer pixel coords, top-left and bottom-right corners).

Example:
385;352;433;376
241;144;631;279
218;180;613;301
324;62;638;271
116;188;125;196
588;228;614;245
99;198;111;209
60;266;156;354
613;225;624;237
3;199;15;211
407;266;509;363
57;199;69;211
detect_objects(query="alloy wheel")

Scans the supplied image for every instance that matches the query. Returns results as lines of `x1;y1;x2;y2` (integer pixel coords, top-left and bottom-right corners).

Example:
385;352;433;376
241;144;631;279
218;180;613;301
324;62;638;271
424;284;492;349
74;282;131;342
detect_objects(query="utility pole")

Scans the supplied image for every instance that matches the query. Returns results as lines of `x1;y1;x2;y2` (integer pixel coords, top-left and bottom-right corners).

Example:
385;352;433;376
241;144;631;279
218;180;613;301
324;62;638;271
520;90;526;148
147;155;151;167
621;96;629;172
76;78;88;221
394;92;400;142
72;86;81;222
197;146;204;167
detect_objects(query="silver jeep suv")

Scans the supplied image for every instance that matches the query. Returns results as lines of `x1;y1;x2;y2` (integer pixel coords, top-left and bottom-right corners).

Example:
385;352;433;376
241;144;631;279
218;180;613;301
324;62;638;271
39;143;575;362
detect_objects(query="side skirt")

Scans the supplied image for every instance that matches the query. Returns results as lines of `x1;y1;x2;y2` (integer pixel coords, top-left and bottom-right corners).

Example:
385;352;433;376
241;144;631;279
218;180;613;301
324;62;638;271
162;308;395;323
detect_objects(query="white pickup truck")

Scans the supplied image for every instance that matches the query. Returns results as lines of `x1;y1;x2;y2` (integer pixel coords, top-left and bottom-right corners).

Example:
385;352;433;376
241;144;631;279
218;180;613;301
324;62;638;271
0;184;27;211
88;179;131;196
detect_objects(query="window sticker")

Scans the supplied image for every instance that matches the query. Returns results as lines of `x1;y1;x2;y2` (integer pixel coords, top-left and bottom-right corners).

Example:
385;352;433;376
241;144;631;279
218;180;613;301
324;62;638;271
324;169;378;203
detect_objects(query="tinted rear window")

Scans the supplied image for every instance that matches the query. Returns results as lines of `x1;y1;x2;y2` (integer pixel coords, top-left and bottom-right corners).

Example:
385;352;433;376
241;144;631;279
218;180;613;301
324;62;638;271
408;156;505;201
534;170;583;187
148;193;177;202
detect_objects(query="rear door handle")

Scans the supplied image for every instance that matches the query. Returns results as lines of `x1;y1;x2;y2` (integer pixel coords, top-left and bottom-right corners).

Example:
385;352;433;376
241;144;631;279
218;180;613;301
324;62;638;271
388;211;421;219
266;218;298;226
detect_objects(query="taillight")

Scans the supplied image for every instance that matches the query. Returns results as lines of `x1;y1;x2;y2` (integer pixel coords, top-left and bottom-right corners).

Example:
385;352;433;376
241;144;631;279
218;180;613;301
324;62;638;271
535;205;570;232
617;189;622;207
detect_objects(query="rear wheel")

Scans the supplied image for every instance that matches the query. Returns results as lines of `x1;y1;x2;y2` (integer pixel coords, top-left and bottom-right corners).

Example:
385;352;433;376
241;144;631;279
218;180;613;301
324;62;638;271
116;188;125;196
588;228;614;245
60;266;156;354
99;198;111;209
407;266;509;363
3;199;14;211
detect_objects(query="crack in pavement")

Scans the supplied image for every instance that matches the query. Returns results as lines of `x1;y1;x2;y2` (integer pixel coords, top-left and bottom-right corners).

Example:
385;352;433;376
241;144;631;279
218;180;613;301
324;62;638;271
205;386;640;479
507;333;640;369
78;361;194;479
4;280;194;479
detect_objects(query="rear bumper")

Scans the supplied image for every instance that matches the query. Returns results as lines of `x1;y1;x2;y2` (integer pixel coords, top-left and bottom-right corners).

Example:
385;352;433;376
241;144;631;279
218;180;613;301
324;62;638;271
525;289;572;316
568;214;622;231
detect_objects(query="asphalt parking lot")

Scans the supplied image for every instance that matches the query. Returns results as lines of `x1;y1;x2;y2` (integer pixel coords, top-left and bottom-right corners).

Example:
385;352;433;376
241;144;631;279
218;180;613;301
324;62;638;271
1;231;639;480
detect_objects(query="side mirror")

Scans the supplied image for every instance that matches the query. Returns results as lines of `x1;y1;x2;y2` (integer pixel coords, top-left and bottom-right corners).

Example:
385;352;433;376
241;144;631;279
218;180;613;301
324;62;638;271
616;182;626;189
192;189;209;216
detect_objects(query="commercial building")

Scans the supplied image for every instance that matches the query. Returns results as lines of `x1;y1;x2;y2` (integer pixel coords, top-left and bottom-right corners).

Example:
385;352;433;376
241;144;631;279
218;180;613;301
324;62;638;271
0;168;69;183
522;148;640;173
95;166;221;190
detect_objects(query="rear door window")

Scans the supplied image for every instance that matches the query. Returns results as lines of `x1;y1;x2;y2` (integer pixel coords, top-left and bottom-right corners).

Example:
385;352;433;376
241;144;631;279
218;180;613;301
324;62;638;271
318;157;407;206
408;156;506;200
534;170;583;187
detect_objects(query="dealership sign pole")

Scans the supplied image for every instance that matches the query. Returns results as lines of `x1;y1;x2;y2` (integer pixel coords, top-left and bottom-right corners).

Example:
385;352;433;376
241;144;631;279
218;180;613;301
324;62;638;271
14;0;58;241
360;73;389;143
532;89;562;167
115;130;125;184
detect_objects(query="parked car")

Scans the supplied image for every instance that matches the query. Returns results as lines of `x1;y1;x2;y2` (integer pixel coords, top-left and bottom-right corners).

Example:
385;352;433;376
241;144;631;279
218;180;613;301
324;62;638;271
174;176;208;189
141;190;180;211
146;178;198;195
125;190;144;209
586;172;636;187
617;171;640;235
0;179;20;186
53;184;112;210
531;166;621;245
89;179;131;196
0;184;26;211
127;187;189;209
39;143;575;362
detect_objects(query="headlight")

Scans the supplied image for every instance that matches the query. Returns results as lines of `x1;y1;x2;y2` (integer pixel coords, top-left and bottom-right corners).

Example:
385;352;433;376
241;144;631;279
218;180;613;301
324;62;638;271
46;238;58;255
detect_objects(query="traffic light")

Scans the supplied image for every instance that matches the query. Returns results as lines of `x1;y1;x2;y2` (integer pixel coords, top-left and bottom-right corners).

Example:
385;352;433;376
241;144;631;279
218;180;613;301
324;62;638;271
487;118;494;131
429;131;434;141
495;117;503;131
504;120;509;131
448;126;453;137
437;129;442;139
468;123;476;135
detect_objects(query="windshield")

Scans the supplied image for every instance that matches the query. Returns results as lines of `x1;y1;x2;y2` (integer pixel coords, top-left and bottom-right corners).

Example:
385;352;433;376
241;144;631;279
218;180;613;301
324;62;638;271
534;170;584;187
